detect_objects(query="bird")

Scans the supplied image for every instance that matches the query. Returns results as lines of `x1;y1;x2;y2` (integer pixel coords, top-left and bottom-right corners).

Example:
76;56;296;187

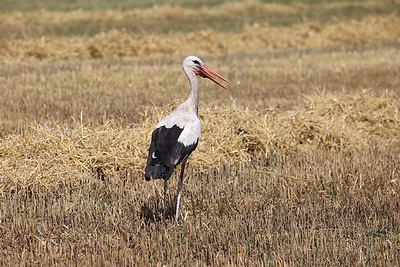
144;56;231;221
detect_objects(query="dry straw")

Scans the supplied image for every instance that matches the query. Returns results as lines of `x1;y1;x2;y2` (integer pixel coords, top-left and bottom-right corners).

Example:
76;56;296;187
0;93;398;195
0;16;399;60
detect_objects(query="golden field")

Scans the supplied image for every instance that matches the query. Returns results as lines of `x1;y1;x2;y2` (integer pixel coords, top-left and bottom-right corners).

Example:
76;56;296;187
0;0;399;265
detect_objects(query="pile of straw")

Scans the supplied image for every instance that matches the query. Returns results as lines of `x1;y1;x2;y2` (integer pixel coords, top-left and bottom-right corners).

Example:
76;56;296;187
0;93;398;194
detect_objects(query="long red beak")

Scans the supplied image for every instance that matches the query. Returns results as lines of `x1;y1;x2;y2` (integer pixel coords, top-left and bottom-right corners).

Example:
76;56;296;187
195;65;231;90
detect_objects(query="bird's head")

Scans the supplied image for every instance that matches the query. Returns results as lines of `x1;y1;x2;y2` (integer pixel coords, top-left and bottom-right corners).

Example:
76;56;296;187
183;56;231;90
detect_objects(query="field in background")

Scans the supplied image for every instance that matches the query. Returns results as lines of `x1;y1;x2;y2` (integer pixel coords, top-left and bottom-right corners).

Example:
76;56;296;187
0;0;399;265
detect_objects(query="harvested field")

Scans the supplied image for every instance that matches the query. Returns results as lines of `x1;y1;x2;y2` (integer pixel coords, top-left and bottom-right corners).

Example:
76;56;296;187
0;0;399;265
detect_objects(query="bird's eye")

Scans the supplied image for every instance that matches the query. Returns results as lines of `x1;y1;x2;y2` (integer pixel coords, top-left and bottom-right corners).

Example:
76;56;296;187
193;60;200;65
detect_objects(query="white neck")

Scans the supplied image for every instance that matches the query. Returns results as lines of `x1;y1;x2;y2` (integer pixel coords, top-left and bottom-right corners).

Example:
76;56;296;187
183;65;199;115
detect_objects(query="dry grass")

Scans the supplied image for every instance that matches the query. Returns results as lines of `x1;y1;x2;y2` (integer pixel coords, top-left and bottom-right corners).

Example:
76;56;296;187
0;0;399;265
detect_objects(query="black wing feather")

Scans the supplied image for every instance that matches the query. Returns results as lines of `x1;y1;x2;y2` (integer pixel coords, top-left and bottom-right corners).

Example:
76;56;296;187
145;125;198;181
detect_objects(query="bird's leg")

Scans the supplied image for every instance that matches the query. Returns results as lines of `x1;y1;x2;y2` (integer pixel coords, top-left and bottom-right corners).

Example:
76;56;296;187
163;179;168;221
175;162;186;221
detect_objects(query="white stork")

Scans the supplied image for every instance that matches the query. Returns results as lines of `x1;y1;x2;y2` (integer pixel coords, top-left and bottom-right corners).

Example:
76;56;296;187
145;56;231;221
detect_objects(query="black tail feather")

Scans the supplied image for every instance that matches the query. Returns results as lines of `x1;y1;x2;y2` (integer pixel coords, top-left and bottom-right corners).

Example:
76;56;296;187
145;163;175;181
